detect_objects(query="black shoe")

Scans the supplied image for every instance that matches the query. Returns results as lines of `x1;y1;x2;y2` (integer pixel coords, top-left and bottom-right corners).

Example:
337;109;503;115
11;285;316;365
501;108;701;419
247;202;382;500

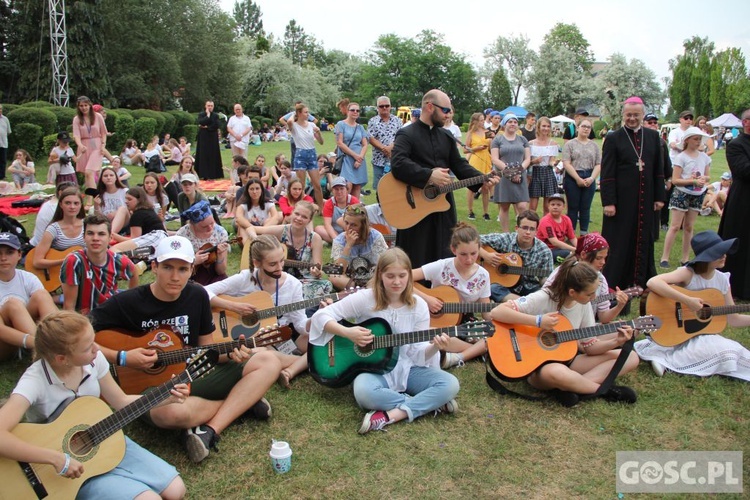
549;389;580;407
467;211;476;220
183;424;219;463
361;189;372;196
246;397;273;420
483;213;490;221
603;385;637;404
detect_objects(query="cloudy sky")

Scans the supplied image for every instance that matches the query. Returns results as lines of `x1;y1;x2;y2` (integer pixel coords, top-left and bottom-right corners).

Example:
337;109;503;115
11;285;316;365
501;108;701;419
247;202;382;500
219;0;750;104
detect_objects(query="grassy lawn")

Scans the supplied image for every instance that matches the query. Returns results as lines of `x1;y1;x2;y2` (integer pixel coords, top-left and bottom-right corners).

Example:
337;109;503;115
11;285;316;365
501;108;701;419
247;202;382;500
1;132;748;498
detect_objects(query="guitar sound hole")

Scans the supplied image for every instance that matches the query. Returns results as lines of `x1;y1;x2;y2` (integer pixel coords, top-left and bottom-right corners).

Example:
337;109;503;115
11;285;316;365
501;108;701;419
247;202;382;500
353;345;374;357
497;264;509;274
241;313;259;327
423;186;438;200
540;331;556;348
696;307;712;321
69;430;94;456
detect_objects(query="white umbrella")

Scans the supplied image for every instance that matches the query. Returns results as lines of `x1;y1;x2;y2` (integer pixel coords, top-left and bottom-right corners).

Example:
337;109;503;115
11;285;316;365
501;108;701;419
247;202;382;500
708;113;742;128
550;115;575;123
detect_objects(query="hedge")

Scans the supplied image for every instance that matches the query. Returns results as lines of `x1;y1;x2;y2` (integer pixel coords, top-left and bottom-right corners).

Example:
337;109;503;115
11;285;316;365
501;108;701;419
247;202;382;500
6;107;58;136
43;134;58;157
20;100;54;108
47;106;77;132
133;117;157;147
111;112;135;154
1;104;20;114
182;124;198;146
9;123;44;158
168;110;195;138
131;110;165;137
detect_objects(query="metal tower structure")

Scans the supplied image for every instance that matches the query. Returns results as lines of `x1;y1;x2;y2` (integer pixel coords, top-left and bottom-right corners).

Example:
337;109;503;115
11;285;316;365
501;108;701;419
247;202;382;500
48;0;69;107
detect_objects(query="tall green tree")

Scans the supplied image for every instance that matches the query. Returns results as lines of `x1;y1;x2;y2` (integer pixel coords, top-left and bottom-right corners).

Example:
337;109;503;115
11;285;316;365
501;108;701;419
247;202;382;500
487;68;512;110
594;53;664;124
233;0;264;38
668;36;715;116
542;23;593;73
5;0;50;103
527;44;590;116
483;34;536;106
669;57;692;114
282;19;321;67
0;0;15;100
67;0;112;103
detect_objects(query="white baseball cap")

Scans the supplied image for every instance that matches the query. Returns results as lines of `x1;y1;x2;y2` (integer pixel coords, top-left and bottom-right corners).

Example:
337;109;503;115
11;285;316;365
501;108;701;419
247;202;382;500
154;236;195;263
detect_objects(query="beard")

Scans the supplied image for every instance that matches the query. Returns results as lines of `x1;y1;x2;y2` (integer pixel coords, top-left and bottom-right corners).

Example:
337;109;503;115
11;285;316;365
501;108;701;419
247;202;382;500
262;268;283;280
431;108;445;127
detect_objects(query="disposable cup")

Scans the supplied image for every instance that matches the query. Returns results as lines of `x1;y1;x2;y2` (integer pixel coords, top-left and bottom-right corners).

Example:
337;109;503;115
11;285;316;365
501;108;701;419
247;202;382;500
269;440;292;474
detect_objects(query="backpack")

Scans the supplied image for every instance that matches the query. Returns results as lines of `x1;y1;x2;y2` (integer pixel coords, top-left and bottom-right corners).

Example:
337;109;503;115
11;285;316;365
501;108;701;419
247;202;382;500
0;212;31;252
145;155;165;173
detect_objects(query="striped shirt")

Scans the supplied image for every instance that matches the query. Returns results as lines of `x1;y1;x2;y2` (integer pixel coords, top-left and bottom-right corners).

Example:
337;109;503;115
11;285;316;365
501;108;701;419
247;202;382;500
60;249;135;314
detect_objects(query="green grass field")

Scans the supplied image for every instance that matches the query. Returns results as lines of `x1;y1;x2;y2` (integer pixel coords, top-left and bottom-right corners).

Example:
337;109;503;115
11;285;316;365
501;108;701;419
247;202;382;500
1;132;748;498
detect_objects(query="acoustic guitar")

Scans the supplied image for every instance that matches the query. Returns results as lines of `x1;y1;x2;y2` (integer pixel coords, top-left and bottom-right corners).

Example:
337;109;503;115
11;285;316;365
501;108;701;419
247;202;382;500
379;168;519;230
413;283;498;328
197;236;241;268
486;315;661;380
308;318;495;388
24;246;83;293
643;285;748;346
479;247;549;287
211;288;360;342
592;286;643;305
117;245;153;261
0;350;217;500
96;325;288;395
371;223;397;247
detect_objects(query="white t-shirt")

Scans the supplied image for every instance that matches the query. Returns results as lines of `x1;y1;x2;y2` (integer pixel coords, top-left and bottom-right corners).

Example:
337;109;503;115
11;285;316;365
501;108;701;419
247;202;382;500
290;122;318;150
445;123;462;141
101;188;127;216
0;269;44;307
512;288;595;330
227;114;253;149
420;258;491;303
667;127;688;161
673;151;711;195
239;202;275;225
12;351;109;423
544;267;609;315
30;200;58;246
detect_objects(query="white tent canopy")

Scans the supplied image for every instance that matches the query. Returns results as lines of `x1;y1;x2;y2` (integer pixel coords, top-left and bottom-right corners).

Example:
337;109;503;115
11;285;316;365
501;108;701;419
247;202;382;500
550;115;575;123
709;113;742;128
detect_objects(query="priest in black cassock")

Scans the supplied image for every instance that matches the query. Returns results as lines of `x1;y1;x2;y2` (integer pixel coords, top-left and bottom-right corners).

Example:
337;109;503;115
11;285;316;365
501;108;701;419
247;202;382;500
600;97;666;290
389;89;498;269
719;108;750;299
195;100;223;180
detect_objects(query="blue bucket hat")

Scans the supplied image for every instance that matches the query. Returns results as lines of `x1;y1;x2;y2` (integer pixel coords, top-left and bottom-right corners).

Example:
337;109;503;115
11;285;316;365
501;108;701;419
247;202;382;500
501;113;518;127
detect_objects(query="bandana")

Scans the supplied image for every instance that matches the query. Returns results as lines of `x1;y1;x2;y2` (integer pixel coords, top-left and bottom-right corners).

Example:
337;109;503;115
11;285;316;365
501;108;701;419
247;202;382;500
576;232;608;256
182;200;212;224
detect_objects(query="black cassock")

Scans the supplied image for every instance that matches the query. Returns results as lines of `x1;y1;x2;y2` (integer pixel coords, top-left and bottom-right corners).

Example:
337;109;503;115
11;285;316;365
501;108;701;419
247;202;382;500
389;121;482;270
719;132;750;299
195;111;223;180
600;126;665;290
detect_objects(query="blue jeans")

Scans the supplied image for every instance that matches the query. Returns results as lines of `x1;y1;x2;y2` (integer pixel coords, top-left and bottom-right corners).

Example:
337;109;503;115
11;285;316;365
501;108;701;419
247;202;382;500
352;366;459;421
563;171;597;232
372;163;385;191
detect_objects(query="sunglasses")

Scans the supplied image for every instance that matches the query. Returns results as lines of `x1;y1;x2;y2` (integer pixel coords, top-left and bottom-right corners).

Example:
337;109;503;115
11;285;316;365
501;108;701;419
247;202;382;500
430;102;452;114
349;108;360;113
377;104;391;109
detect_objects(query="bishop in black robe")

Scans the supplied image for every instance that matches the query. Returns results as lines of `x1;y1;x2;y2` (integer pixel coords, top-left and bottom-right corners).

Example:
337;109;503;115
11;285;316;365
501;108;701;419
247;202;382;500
600;125;665;290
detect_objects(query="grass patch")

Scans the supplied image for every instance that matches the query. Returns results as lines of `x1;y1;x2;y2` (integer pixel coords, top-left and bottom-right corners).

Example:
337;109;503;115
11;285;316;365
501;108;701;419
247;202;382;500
2;135;748;497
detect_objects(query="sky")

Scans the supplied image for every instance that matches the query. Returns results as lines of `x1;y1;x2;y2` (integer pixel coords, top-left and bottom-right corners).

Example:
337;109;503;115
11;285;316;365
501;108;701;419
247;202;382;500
219;0;750;106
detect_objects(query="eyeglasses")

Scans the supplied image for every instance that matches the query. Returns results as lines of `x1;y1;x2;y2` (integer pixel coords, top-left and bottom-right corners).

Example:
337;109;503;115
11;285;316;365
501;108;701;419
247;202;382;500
349;108;360;113
517;225;537;233
579;125;592;129
430;102;452;114
377;104;391;109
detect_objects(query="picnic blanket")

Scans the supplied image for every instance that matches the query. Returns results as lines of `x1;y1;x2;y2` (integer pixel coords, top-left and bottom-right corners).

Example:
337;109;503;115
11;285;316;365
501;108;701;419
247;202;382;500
0;195;43;216
199;179;233;192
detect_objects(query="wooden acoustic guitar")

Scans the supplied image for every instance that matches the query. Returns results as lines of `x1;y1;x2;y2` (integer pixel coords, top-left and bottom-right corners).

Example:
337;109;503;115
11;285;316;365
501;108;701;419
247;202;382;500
413;283;498;328
24;246;83;293
378;168;520;230
308;318;495;388
479;247;550;287
281;243;344;277
0;350;217;500
211;288;360;342
96;325;288;394
371;223;397;247
643;285;748;346
592;286;643;305
486;315;661;380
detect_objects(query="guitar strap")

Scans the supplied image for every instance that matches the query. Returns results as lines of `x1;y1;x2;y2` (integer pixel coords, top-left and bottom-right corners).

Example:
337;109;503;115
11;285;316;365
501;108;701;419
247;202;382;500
484;337;636;402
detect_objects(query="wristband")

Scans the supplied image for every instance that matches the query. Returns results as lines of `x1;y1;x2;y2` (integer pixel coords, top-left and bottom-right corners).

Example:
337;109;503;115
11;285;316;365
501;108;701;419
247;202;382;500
536;315;543;328
118;350;127;367
58;453;71;476
22;333;29;350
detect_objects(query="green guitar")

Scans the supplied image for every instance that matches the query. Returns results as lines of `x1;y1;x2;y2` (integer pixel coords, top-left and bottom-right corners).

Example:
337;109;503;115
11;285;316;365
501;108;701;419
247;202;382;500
308;318;494;388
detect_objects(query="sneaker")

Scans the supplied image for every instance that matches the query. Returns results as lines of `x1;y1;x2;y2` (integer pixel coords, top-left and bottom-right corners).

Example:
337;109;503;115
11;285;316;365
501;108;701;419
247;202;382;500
603;385;637;404
700;207;712;216
183;425;219;463
438;399;459;415
483;213;490;221
659;260;669;268
651;360;666;377
358;410;389;434
549;389;580;408
247;397;272;420
467;211;476;220
441;352;465;369
661;224;669;231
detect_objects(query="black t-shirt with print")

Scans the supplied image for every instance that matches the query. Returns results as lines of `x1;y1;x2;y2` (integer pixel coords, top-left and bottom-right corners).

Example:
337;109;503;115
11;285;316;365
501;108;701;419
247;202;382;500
90;282;214;346
129;208;166;235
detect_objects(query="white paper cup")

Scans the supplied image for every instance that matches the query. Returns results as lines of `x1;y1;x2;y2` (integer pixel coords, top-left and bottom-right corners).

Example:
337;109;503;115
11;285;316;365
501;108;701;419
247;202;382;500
269;440;292;474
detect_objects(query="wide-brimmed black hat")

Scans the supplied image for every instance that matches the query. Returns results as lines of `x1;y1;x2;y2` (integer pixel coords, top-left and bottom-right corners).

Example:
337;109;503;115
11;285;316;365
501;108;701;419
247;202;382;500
687;230;738;266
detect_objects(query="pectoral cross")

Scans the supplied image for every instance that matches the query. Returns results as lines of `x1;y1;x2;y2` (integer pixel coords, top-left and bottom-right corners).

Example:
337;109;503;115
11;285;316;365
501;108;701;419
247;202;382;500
637;159;644;171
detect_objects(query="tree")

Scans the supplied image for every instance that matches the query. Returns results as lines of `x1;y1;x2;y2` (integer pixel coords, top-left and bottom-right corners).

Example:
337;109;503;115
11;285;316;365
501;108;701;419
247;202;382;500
317;49;364;98
283;19;321;67
594;53;664;123
711;48;747;116
526;44;591;117
667;36;715;116
691;52;712;116
487;68;512;110
0;0;14;100
233;0;264;39
359;31;481;114
483;34;537;106
542;23;593;73
66;0;113;103
669;57;692;115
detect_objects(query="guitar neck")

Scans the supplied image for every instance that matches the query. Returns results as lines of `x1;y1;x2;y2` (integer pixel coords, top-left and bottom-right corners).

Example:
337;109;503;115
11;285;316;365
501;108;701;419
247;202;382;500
254;290;350;321
371;325;477;349
703;303;750;317
500;266;547;278
284;259;312;270
435;173;491;195
553;320;635;345
592;292;617;305
87;370;192;445
439;302;498;314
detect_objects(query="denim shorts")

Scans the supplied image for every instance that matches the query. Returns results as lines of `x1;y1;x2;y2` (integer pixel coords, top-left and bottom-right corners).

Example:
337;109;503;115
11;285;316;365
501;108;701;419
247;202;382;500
293;148;317;171
669;189;705;212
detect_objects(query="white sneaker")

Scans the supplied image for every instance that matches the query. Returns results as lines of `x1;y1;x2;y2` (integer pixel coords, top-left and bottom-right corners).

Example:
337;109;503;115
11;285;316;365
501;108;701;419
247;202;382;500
441;352;465;369
651;360;666;377
700;207;712;216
